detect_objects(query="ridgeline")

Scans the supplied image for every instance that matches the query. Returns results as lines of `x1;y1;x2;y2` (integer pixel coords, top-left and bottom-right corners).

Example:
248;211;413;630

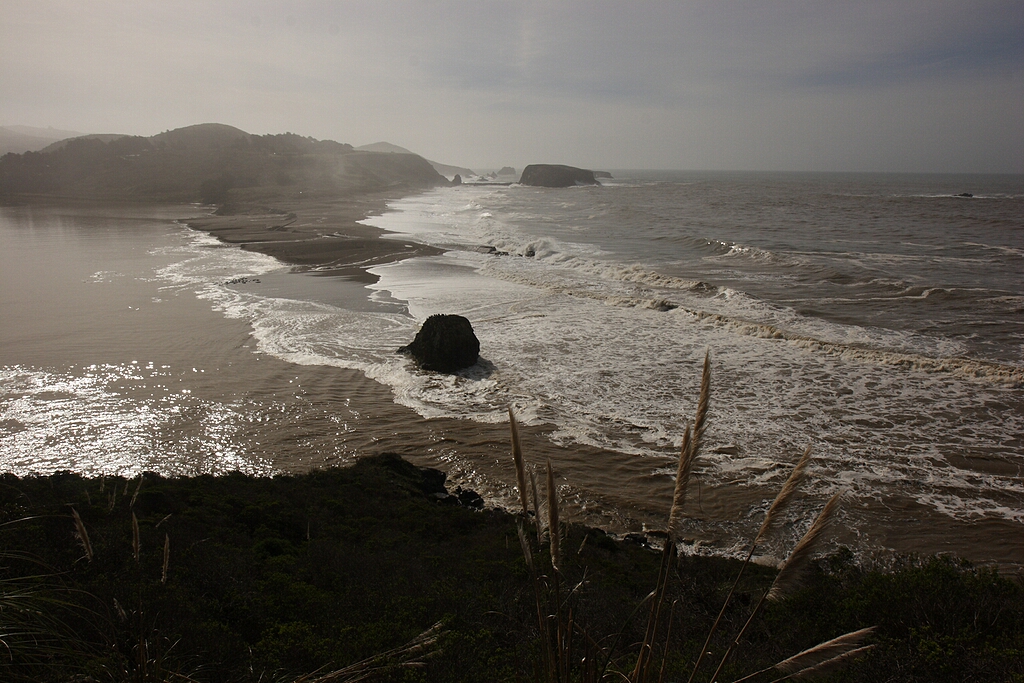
0;123;450;204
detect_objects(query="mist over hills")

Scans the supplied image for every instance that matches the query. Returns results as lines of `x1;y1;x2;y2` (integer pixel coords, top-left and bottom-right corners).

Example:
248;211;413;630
0;123;450;203
0;125;83;155
355;141;475;179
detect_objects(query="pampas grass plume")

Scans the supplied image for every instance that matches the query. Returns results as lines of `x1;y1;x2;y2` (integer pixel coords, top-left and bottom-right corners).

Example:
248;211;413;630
756;445;813;545
774;627;876;675
667;424;694;540
768;491;842;601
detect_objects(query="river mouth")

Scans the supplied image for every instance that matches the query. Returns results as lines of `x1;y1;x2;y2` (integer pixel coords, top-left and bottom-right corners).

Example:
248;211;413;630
2;189;1022;572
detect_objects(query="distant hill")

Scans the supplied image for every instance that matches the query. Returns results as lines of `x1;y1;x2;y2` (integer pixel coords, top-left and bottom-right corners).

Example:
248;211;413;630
40;134;131;153
356;141;475;179
356;141;414;154
0;124;450;203
0;125;83;155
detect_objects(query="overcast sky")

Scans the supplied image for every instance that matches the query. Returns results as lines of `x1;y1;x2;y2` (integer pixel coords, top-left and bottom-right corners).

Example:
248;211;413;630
3;1;1022;172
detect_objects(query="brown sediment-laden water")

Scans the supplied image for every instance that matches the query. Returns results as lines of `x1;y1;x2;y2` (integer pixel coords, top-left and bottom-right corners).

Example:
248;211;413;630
2;172;1022;569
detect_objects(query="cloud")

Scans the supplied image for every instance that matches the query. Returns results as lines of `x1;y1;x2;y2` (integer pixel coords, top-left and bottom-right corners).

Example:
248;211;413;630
1;0;1022;171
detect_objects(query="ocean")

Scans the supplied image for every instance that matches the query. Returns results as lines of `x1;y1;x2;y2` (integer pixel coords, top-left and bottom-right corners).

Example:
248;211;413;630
2;172;1022;568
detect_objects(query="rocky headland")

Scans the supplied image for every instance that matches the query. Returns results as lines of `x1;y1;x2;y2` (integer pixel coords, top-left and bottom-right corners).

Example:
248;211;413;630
519;163;601;187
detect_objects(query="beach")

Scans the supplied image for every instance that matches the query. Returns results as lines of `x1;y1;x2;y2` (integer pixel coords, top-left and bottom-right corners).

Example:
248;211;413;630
184;192;443;280
2;172;1022;572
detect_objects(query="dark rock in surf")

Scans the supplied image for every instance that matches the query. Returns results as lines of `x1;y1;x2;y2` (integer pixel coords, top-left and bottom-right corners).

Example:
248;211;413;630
398;314;480;373
957;192;973;197
519;164;600;188
455;486;485;509
497;166;516;176
452;174;462;185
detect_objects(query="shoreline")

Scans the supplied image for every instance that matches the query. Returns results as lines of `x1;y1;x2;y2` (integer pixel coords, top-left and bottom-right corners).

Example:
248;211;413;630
183;190;444;284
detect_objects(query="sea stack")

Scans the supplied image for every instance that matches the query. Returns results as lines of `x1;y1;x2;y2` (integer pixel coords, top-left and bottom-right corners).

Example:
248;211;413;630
519;164;600;188
398;314;480;373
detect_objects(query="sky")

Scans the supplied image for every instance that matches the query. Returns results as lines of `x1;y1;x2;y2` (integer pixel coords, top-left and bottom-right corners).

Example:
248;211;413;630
2;1;1022;173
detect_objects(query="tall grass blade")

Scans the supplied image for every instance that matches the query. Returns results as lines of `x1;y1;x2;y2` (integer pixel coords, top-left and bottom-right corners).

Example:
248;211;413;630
517;522;535;575
509;407;530;517
131;511;140;563
632;541;675;683
546;460;560;572
130;474;143;509
161;534;170;585
531;466;543;547
70;508;92;562
291;621;447;682
518;522;554;681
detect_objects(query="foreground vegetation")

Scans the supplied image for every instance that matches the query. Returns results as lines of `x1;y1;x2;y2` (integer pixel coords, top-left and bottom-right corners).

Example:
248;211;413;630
0;451;1021;682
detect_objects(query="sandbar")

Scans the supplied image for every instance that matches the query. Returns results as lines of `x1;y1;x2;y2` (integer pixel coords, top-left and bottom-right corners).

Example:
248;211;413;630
185;191;442;283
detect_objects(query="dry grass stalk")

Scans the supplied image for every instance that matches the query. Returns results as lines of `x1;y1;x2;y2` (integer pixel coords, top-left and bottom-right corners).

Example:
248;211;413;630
161;534;170;585
517;522;536;575
113;597;128;622
509;407;530;517
687;446;814;683
756;446;813;545
773;627;876;675
709;492;844;683
530;466;544;546
546;460;560;572
518;521;556;679
131;511;140;563
691;351;711;450
776;644;875;681
768;492;842;602
669;352;710;540
633;356;710;683
667;424;694;541
292;621;446;683
130;475;143;509
70;507;92;562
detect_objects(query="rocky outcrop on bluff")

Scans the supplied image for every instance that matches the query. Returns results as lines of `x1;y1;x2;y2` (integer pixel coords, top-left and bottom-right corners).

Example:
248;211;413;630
398;314;481;373
519;164;600;188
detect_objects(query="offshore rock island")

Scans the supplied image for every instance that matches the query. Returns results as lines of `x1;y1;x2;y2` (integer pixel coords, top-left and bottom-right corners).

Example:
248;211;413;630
519;163;601;187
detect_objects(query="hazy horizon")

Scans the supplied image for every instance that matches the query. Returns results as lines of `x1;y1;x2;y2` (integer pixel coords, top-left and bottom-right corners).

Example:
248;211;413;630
3;1;1022;174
